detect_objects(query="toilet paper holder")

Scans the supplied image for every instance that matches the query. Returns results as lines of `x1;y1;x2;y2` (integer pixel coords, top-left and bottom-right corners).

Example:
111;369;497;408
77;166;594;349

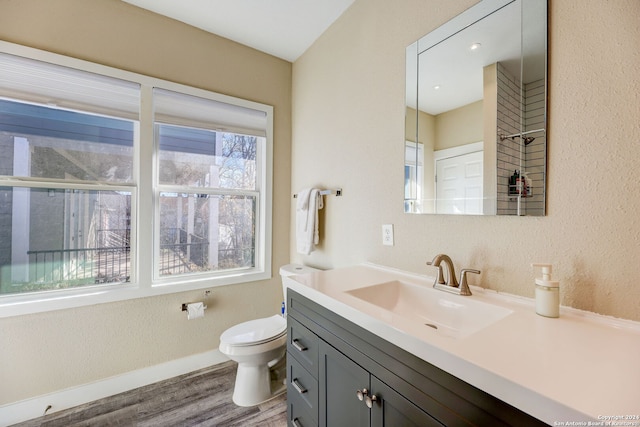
181;290;211;312
181;302;207;312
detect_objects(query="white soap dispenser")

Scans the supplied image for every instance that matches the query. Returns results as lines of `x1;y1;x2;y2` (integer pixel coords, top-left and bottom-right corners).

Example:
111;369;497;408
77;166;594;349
531;263;560;318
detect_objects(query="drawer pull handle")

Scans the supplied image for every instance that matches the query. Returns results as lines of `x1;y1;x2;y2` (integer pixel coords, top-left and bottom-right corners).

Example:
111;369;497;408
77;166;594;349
356;388;368;401
292;339;307;352
292;378;307;394
293;418;303;427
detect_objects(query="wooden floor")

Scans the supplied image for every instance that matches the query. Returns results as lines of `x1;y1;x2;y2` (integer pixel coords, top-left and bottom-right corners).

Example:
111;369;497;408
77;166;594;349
12;361;287;427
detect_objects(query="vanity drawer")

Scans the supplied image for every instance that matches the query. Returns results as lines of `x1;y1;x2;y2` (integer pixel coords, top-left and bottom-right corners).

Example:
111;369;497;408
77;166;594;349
288;316;319;377
287;353;318;424
288;395;318;427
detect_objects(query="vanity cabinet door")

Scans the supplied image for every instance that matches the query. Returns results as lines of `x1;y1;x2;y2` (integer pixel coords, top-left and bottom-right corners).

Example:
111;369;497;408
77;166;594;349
319;341;370;427
318;341;442;427
370;377;443;427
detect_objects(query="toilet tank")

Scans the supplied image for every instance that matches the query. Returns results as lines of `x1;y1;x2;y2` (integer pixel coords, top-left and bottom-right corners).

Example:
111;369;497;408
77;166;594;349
279;264;320;314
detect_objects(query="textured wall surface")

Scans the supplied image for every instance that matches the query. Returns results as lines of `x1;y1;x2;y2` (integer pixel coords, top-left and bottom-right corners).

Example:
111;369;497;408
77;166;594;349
291;0;640;321
0;0;292;405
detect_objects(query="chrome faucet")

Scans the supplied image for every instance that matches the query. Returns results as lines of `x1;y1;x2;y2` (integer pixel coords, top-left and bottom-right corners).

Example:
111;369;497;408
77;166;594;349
427;254;480;296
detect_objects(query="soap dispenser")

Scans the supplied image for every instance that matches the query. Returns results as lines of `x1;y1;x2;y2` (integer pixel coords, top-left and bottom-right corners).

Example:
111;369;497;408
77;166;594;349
531;263;560;318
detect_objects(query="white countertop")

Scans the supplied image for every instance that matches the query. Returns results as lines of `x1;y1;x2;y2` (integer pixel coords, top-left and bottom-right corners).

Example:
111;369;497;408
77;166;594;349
284;263;640;426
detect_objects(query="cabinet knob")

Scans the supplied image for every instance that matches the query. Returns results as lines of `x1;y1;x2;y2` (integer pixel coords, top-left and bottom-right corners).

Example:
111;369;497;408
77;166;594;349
356;388;368;401
365;394;378;408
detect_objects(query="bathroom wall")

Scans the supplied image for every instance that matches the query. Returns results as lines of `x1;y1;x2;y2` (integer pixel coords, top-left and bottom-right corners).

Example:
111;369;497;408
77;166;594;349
434;100;483;151
291;0;640;321
0;0;292;406
404;101;482;208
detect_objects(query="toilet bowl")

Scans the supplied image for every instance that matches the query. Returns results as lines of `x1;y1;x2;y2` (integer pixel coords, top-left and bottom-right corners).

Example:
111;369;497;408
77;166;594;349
219;264;319;407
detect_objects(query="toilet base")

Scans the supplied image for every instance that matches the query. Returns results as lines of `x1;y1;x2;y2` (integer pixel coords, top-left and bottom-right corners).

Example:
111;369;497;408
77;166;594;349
232;356;286;407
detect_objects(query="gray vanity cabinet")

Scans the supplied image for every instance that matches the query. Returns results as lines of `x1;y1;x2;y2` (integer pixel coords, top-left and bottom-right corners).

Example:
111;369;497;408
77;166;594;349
319;341;371;426
287;291;439;427
286;289;547;427
320;340;440;427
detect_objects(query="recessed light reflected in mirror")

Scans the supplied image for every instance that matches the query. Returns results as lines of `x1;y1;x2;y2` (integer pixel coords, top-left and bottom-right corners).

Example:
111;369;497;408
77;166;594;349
470;42;482;51
433;85;441;90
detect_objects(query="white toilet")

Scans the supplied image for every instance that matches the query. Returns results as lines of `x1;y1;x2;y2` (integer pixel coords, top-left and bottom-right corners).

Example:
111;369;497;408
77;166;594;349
219;264;319;407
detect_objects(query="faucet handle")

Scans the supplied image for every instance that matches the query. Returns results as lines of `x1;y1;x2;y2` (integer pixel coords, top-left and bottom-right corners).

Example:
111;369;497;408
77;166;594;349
459;269;481;296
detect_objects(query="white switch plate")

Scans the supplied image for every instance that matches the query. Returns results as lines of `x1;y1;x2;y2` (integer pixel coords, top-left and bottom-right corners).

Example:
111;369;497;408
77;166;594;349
382;224;394;246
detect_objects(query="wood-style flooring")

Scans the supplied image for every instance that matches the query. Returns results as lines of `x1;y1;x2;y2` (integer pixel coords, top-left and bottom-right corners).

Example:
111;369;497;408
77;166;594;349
12;361;287;427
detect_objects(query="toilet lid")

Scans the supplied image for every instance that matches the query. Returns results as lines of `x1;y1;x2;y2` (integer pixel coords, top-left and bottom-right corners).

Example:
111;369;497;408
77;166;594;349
220;314;287;346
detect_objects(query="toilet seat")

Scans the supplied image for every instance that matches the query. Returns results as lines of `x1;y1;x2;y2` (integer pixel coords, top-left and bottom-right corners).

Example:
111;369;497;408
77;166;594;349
220;314;287;347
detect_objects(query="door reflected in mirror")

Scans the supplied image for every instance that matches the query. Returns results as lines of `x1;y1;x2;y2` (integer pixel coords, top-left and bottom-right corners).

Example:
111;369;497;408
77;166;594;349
405;0;547;216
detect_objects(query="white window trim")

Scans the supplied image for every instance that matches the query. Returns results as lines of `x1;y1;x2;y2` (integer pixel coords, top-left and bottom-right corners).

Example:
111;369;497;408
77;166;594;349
0;41;273;318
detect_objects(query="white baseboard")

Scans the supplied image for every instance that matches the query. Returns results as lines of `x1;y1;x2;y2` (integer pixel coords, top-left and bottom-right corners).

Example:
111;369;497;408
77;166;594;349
0;350;229;427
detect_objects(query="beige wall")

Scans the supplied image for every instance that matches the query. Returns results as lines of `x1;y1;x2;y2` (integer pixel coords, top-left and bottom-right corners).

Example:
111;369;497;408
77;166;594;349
434;100;483;151
291;0;640;322
407;100;483;151
0;0;292;405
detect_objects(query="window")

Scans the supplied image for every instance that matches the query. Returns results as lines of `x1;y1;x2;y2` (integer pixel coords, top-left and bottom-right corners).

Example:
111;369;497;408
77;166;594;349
0;43;272;315
0;52;139;296
153;89;268;282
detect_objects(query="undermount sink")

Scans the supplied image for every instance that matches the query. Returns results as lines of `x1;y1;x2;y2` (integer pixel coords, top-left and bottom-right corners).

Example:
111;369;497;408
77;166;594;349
345;280;513;339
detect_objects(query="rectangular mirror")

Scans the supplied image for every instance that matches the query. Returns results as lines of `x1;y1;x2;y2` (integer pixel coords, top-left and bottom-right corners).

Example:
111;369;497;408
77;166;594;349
405;0;547;215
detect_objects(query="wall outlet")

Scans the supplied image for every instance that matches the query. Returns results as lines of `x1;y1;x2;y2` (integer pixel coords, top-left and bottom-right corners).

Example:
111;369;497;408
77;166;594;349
382;224;394;246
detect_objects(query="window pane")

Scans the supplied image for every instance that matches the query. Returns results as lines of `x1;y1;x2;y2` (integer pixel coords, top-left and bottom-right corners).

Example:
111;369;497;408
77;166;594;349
158;192;256;276
0;186;131;295
157;124;258;190
0;99;135;182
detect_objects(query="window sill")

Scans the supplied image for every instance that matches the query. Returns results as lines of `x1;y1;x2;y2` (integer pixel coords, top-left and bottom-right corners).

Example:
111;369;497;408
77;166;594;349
0;268;270;318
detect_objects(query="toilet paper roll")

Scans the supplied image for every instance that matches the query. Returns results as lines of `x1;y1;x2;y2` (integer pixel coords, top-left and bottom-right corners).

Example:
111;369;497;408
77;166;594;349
186;302;205;320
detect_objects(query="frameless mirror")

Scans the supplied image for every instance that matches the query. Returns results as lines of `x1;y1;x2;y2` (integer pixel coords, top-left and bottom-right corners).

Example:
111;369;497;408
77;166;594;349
405;0;547;215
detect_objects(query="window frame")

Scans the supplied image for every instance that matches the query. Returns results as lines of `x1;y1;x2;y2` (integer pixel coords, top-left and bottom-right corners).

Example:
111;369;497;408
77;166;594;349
0;41;273;317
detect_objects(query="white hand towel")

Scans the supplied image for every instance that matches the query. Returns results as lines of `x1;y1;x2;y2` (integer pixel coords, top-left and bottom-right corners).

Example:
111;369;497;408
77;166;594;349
296;188;323;255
